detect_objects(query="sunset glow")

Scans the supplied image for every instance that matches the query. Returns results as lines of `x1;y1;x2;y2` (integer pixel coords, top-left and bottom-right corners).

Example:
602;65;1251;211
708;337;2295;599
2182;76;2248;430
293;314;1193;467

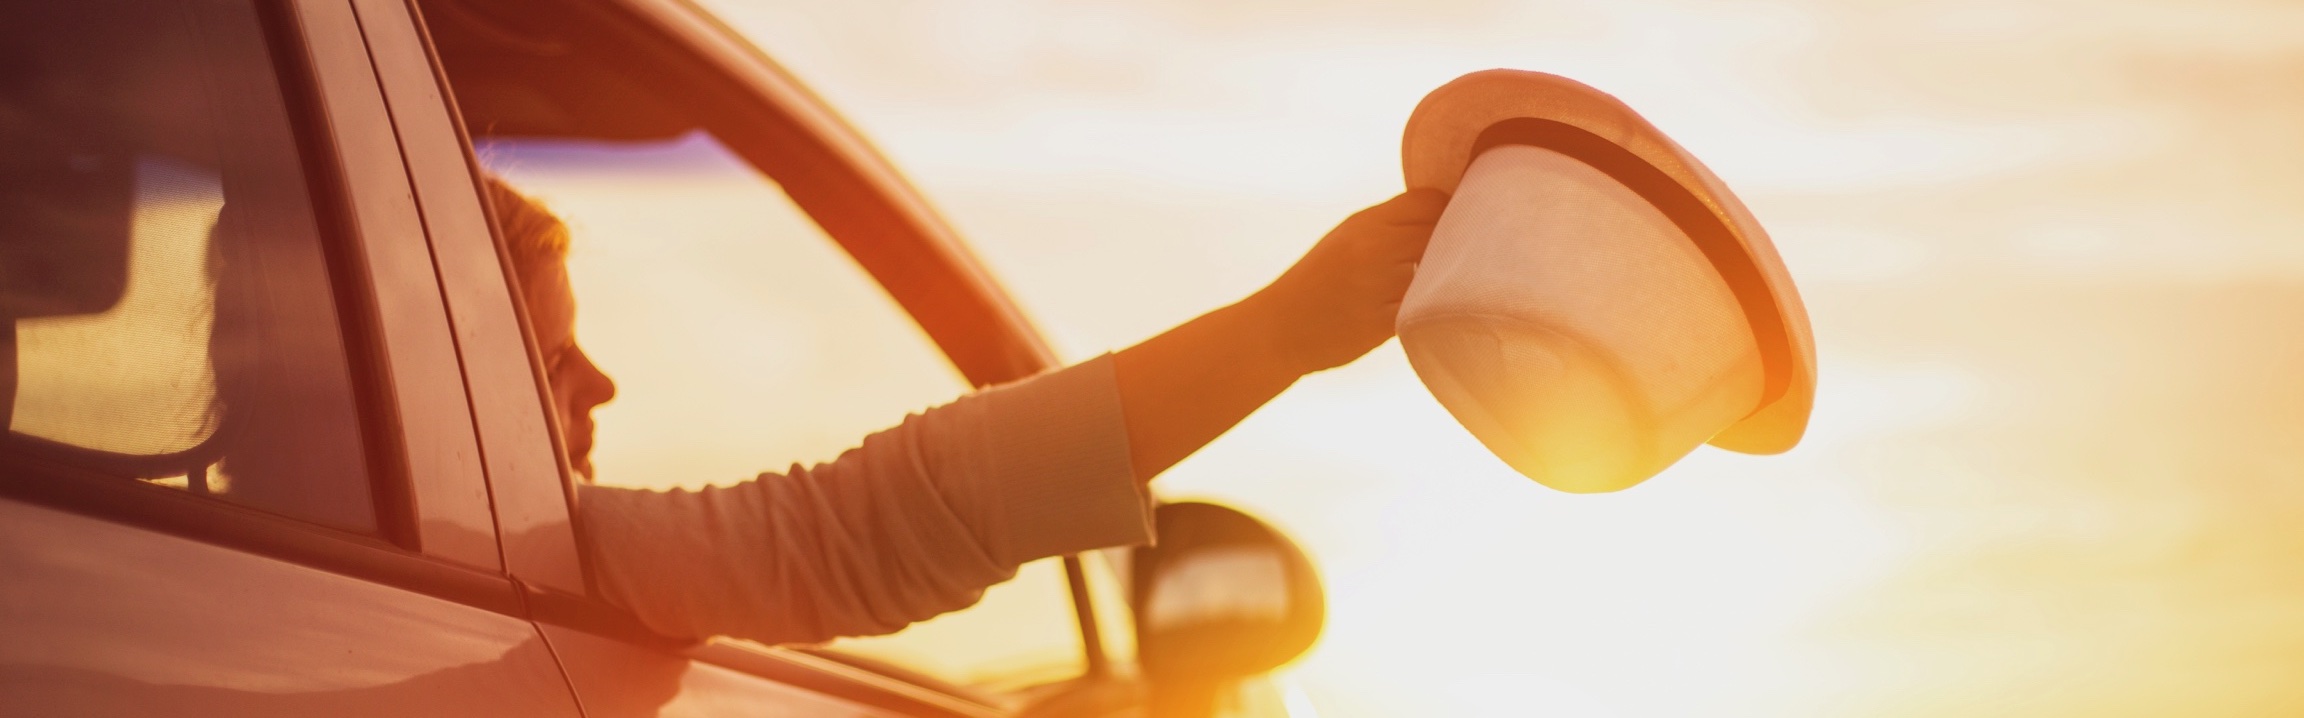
530;0;2304;714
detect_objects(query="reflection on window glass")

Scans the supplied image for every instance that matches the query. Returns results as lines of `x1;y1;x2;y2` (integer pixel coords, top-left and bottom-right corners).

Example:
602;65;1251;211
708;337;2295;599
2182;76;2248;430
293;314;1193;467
3;0;375;533
15;160;223;457
479;132;1087;686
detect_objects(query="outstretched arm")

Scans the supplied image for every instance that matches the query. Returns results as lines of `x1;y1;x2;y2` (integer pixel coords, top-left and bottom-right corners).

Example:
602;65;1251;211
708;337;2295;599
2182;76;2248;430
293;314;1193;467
1113;189;1449;480
576;190;1447;645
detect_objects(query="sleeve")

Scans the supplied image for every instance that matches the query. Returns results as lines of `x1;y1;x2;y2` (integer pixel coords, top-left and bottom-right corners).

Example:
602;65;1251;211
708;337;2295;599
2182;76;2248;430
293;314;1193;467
574;354;1152;645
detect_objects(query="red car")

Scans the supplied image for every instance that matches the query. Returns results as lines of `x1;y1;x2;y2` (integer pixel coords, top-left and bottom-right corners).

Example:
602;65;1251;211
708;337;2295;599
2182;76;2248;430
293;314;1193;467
0;0;1321;715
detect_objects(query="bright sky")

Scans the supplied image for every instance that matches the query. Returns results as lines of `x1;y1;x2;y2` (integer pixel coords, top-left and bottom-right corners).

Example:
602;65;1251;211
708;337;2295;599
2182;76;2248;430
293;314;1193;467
638;1;2304;714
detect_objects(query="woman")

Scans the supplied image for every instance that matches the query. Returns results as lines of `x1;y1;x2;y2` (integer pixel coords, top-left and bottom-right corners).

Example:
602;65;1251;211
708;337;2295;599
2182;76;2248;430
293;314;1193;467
490;179;1446;645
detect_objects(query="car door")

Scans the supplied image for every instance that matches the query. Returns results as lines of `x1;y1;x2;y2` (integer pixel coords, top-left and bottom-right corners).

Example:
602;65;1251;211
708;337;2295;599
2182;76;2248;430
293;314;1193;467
0;0;579;715
387;0;1146;714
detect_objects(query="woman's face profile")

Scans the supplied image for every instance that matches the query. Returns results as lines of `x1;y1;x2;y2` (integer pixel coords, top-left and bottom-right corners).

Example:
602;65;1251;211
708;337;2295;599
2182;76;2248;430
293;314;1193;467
524;255;617;481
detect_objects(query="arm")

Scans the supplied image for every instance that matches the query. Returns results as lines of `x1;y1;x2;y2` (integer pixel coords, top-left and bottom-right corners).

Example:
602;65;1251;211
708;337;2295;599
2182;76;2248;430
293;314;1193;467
581;356;1144;644
1113;189;1449;480
578;190;1446;644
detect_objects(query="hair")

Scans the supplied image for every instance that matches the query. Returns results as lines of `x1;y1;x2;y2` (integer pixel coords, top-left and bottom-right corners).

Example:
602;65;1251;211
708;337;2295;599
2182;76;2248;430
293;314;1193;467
484;175;570;279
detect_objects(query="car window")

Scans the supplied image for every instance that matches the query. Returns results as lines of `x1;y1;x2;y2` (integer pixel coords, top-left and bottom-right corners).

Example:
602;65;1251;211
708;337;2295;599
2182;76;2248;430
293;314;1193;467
1079;548;1140;672
1;0;376;533
477;132;1089;688
830;557;1087;691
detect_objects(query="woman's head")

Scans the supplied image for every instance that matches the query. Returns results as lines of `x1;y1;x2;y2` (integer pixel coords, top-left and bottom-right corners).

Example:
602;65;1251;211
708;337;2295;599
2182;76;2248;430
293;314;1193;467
488;178;616;481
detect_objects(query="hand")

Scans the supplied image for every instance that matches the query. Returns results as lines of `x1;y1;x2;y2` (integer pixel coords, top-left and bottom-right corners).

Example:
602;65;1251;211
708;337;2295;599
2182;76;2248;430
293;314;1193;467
1246;189;1450;374
1111;188;1448;480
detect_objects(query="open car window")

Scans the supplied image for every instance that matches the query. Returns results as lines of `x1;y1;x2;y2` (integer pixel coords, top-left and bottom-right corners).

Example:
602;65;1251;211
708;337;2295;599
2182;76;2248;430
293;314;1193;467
477;132;969;493
426;0;1108;689
472;120;1089;691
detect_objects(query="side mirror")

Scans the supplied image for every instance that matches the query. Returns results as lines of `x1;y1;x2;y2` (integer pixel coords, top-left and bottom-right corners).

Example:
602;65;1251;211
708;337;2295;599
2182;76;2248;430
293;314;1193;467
0;140;134;319
1131;501;1324;718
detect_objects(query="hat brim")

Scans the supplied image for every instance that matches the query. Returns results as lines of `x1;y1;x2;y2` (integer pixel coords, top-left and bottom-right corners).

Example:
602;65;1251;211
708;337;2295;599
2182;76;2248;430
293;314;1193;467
1401;70;1815;454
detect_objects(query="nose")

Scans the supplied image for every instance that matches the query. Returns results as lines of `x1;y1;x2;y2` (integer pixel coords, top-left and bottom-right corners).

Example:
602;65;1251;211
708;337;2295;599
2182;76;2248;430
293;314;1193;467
571;346;617;408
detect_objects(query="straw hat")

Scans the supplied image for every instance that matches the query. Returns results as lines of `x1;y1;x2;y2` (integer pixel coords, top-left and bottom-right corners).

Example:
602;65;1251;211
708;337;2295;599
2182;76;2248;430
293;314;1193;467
1396;69;1815;492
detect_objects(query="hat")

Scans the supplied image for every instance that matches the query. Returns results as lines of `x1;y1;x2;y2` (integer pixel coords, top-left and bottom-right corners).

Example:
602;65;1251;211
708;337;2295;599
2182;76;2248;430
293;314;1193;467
1396;69;1815;493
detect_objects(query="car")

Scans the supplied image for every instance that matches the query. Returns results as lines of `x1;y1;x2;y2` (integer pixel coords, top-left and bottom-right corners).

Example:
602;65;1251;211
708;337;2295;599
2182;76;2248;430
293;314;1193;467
0;0;1322;716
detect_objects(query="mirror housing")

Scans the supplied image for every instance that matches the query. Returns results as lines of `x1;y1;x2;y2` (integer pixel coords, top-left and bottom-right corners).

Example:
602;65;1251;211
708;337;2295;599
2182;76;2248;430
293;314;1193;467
1131;501;1323;717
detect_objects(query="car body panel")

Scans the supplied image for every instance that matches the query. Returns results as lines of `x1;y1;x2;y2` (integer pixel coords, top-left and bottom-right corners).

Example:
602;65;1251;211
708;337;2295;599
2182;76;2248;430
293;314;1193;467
535;624;1016;718
0;0;560;713
0;498;579;716
353;0;588;594
289;0;501;569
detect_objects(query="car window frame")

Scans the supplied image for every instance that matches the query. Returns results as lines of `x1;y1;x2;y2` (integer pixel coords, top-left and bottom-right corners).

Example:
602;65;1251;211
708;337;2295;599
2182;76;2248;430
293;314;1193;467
351;0;588;595
586;0;1129;687
394;0;1134;707
0;0;520;614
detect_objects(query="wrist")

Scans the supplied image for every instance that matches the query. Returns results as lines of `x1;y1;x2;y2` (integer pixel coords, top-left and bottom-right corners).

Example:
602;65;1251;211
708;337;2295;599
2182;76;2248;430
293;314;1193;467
1227;289;1317;379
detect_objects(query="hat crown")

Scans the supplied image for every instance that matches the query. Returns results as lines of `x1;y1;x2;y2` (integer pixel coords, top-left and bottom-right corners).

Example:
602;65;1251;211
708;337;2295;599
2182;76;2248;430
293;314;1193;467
1400;145;1764;492
1398;69;1817;489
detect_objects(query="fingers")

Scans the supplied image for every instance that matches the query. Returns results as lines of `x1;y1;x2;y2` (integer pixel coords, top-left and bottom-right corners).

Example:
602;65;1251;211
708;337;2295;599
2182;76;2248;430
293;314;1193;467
1341;188;1448;228
1378;259;1418;284
1376;217;1442;264
1297;188;1448;293
1350;190;1448;262
1367;188;1451;225
1392;217;1439;261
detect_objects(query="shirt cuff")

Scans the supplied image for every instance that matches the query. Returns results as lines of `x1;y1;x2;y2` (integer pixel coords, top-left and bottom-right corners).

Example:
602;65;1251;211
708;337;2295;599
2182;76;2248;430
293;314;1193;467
965;353;1154;565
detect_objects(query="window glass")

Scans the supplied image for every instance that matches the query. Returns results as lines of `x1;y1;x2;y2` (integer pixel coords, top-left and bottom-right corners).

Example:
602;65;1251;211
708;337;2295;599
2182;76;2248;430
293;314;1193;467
1;0;376;532
1080;548;1140;674
830;556;1086;691
478;132;1088;688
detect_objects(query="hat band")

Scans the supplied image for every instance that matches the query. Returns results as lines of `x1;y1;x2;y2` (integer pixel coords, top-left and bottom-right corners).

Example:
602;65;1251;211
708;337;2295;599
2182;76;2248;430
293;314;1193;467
1467;118;1792;413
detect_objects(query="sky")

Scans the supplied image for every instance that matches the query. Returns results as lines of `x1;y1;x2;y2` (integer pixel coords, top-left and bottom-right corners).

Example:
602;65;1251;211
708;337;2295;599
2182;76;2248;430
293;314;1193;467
549;0;2304;714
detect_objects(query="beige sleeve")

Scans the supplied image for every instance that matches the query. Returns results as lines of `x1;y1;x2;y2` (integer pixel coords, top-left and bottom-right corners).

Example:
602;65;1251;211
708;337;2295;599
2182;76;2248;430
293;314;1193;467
575;354;1150;645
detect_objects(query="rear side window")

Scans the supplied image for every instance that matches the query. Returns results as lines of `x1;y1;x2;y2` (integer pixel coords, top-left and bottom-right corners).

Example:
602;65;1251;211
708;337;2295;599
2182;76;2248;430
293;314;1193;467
2;0;377;533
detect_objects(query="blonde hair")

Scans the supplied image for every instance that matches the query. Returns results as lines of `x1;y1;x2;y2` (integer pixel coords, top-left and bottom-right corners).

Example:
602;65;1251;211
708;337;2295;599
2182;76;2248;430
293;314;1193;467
484;176;569;278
